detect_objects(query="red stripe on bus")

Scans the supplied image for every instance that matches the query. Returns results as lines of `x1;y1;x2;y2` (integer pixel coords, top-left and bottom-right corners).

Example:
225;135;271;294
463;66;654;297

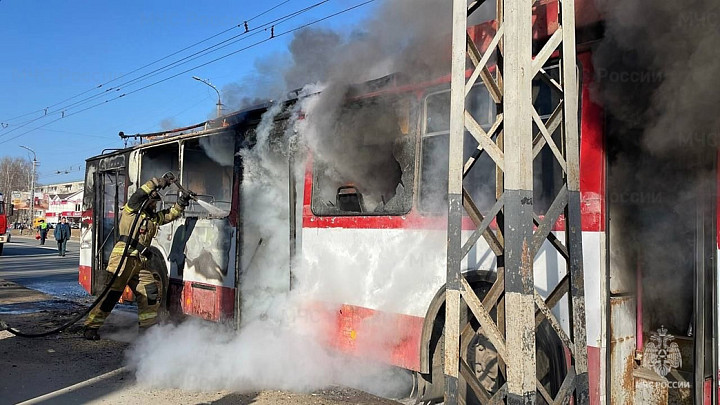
312;301;601;377
79;265;92;293
308;302;424;371
302;205;602;232
167;279;234;322
578;51;606;233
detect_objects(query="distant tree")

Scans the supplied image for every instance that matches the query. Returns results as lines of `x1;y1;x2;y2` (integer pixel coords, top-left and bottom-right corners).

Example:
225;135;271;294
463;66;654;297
0;156;34;196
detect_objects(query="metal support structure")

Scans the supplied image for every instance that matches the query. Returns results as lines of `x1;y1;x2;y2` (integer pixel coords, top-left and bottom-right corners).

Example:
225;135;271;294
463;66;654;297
445;0;589;403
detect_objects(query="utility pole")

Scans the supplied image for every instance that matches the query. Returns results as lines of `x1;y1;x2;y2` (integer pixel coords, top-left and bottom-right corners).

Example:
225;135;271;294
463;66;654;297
19;146;37;225
445;0;588;403
192;76;224;118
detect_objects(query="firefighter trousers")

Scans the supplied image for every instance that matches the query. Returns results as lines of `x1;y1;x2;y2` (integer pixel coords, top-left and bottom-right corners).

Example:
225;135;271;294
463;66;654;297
84;254;163;329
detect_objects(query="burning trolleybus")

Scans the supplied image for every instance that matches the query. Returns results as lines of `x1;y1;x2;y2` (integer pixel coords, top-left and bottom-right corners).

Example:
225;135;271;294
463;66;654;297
81;1;718;403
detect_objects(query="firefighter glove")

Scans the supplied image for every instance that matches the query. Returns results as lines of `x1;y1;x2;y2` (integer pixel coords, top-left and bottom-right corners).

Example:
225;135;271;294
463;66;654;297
162;171;176;184
152;177;170;190
177;191;195;208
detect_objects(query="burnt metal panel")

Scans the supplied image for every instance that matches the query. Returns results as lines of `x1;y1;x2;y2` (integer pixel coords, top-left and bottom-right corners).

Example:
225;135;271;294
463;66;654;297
98;154;126;172
609;295;635;404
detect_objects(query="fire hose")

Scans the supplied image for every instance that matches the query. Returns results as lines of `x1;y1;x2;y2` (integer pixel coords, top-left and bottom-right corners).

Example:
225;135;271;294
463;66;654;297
0;176;194;338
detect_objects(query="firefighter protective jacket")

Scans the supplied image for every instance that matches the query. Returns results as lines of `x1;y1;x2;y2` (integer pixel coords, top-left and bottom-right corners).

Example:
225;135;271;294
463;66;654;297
113;179;185;257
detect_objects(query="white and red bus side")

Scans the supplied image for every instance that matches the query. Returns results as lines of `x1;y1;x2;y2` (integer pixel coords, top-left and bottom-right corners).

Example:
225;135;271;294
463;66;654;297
293;45;605;401
77;1;719;401
79;109;272;322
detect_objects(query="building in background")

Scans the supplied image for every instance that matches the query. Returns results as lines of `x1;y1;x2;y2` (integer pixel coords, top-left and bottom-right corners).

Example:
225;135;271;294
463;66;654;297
40;181;83;226
10;181;84;227
37;181;83;196
46;190;83;226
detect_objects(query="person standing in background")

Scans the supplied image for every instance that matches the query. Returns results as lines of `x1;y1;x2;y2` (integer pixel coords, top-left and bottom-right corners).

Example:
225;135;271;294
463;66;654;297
37;219;48;245
54;217;71;256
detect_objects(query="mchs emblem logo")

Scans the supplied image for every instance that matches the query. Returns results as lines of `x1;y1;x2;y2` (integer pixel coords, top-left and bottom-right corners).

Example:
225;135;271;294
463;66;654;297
642;325;682;377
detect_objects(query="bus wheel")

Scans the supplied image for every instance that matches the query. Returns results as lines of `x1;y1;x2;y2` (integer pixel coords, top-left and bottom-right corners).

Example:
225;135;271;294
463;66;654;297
146;250;169;321
0;243;4;256
416;282;566;404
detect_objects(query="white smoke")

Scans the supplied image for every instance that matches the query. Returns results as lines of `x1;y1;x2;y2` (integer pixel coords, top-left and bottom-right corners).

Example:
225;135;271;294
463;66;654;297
128;314;410;395
127;102;411;397
126;0;496;397
199;135;234;167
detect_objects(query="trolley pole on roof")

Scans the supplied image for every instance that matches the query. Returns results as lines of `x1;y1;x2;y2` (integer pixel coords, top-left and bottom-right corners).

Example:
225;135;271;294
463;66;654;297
445;0;589;403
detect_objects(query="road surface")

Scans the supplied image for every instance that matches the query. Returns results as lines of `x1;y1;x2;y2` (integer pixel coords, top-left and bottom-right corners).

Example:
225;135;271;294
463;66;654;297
0;235;410;404
0;236;86;299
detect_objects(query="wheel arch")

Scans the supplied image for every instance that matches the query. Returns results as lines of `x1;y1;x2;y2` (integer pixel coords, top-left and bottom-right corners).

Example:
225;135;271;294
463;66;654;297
418;269;497;374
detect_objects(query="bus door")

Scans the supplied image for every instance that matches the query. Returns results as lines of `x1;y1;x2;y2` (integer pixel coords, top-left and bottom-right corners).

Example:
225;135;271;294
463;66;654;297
93;169;126;294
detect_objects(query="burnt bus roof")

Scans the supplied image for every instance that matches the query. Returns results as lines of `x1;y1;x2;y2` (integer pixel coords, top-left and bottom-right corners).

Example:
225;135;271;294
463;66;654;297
85;101;278;162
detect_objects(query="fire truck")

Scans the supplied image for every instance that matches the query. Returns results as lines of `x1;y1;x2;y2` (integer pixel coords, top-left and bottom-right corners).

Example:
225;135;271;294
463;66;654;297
80;1;717;403
0;192;12;256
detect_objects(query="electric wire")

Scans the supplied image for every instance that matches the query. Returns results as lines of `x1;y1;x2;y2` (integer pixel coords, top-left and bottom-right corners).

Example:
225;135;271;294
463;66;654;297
0;1;330;139
0;0;290;126
0;0;374;146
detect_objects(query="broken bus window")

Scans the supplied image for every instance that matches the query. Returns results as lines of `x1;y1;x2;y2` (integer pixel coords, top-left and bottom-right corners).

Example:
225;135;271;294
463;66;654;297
311;95;415;216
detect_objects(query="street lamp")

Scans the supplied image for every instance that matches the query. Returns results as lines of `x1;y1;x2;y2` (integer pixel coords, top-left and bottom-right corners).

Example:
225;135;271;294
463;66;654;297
192;76;224;118
19;145;37;225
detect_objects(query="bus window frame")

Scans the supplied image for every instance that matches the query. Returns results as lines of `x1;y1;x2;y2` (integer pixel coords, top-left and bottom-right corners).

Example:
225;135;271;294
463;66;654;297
417;64;566;216
178;132;235;218
310;94;417;217
418;83;496;214
139;141;181;211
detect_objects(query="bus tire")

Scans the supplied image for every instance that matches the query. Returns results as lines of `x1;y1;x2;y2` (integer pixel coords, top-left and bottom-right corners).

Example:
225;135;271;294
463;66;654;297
146;248;169;320
0;243;4;256
416;272;566;404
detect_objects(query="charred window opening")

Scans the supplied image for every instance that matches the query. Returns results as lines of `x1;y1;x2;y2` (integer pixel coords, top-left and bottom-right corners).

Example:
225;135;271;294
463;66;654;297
141;143;179;205
311;95;415;216
419;85;495;212
181;132;234;217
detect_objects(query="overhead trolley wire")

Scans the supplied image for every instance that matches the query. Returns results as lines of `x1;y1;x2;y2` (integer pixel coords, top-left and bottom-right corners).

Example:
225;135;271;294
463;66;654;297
0;1;329;140
0;0;376;146
0;0;292;127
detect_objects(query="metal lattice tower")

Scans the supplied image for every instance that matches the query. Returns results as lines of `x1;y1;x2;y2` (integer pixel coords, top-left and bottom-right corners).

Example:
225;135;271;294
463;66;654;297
444;0;589;403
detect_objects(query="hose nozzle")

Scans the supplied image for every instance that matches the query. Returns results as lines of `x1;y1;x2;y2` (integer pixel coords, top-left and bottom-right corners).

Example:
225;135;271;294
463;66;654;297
174;182;199;201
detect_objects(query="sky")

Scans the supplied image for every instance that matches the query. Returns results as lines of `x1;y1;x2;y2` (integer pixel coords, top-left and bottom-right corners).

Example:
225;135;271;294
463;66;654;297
0;0;377;185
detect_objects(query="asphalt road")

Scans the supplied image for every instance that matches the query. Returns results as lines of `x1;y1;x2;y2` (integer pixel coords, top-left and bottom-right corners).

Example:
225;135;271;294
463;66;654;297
0;235;408;405
0;236;86;300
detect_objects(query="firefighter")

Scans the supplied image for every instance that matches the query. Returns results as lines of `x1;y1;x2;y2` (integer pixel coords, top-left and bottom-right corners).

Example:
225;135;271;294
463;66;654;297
83;174;193;340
